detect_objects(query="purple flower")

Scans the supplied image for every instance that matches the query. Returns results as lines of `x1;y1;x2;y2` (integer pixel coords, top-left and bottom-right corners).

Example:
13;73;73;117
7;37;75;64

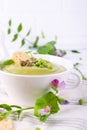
54;50;66;57
54;50;62;57
61;100;70;105
59;81;66;90
51;79;59;87
51;79;66;93
38;109;46;116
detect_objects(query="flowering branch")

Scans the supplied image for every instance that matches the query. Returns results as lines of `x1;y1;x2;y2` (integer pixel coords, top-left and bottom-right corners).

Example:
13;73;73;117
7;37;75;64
0;79;66;122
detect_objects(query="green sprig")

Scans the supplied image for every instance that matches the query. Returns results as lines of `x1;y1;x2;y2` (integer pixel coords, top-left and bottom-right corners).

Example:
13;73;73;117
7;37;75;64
73;63;87;80
0;104;34;120
7;20;32;46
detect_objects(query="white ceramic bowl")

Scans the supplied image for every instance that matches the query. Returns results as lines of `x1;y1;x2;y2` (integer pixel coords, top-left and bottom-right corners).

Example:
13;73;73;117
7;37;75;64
0;54;81;106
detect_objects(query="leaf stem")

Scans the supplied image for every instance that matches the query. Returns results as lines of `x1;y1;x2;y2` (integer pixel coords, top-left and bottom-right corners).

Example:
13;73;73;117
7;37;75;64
21;106;34;111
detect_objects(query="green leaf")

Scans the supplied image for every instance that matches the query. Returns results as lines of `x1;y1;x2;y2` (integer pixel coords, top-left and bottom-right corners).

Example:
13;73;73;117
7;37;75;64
33;36;39;48
7;28;11;34
0;59;14;67
39;114;50;122
12;34;18;42
16;110;22;119
71;50;80;53
10;105;22;109
37;41;56;55
47;41;56;46
21;39;26;47
17;23;22;32
26;29;31;36
0;104;12;111
4;59;14;65
37;46;49;54
34;92;60;121
57;97;66;104
8;19;12;26
0;111;12;120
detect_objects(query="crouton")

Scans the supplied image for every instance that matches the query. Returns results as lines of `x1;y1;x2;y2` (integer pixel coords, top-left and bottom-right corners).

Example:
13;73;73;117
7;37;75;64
12;51;31;65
